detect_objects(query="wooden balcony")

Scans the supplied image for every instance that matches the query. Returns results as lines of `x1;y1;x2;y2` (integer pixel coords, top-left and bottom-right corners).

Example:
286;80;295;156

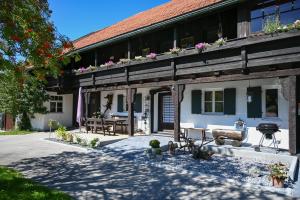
48;31;300;91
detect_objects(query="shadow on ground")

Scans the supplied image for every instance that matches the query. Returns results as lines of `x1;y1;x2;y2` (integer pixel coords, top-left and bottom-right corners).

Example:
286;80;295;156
8;144;288;200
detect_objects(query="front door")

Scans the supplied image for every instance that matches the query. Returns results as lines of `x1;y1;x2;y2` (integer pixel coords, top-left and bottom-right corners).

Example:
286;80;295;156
158;93;174;130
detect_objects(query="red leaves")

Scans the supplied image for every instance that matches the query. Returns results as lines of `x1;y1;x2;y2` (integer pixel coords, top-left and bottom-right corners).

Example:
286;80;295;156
43;42;51;49
62;41;73;49
10;35;22;42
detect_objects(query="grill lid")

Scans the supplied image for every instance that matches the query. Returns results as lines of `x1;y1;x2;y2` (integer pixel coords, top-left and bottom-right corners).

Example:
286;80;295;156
256;123;279;131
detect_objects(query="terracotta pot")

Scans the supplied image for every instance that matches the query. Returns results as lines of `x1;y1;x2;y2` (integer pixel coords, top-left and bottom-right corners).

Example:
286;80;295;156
272;177;285;188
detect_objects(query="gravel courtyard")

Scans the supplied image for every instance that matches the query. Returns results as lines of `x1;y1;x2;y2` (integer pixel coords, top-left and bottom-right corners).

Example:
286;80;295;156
0;132;293;200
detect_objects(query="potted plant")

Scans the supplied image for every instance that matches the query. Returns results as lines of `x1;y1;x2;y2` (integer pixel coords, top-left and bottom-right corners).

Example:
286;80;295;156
146;53;157;60
195;42;209;53
155;148;163;161
214;37;227;47
268;162;288;188
169;47;181;55
149;139;160;154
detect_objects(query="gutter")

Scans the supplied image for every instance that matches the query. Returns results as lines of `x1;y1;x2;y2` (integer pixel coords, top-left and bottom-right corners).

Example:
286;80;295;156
68;0;243;55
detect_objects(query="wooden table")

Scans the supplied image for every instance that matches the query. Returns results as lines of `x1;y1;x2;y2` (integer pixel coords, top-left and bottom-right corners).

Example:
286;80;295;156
105;119;127;135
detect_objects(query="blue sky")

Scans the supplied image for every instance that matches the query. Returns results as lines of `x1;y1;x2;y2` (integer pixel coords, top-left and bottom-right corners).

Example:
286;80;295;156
49;0;169;41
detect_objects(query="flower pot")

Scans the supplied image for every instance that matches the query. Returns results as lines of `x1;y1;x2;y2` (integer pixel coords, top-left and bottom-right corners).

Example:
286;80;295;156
272;177;285;188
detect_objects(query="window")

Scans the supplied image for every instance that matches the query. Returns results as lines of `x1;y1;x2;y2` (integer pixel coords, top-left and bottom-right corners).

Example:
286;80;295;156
50;95;63;113
250;0;300;33
265;89;278;117
204;90;224;113
180;36;195;48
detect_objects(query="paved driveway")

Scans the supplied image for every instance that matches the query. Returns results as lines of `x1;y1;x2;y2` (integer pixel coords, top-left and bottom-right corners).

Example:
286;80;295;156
0;133;289;200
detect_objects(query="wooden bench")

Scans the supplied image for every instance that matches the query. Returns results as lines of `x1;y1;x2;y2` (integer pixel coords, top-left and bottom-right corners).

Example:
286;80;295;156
86;118;112;135
212;129;245;147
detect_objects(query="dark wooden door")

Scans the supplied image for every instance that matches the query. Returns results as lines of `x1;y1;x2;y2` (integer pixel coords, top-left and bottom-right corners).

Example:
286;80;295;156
158;93;174;130
89;92;101;117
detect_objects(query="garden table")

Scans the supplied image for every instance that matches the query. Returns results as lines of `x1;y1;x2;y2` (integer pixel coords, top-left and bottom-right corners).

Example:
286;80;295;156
105;119;127;135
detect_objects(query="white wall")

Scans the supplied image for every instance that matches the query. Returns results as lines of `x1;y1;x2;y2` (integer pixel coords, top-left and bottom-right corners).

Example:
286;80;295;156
178;78;289;149
31;92;73;130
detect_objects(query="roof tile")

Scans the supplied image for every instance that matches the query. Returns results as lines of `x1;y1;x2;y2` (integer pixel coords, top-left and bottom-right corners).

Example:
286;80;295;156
73;0;221;50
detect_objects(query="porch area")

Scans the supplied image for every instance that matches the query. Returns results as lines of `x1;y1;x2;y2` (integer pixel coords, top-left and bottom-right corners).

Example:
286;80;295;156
76;76;297;154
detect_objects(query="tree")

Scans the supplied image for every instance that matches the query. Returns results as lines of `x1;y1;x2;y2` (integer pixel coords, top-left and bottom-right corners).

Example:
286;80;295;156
0;0;79;129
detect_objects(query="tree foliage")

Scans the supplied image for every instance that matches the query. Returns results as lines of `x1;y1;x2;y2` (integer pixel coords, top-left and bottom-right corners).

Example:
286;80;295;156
0;0;79;129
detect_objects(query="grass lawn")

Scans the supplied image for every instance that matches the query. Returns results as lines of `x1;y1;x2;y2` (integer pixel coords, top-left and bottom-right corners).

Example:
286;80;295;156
0;130;32;135
0;166;71;200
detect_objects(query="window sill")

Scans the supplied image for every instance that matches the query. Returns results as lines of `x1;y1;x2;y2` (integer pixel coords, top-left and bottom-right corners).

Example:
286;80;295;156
201;113;224;116
261;117;282;121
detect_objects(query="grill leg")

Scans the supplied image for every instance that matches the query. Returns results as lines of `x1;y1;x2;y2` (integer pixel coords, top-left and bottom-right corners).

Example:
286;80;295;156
259;134;264;147
272;134;279;152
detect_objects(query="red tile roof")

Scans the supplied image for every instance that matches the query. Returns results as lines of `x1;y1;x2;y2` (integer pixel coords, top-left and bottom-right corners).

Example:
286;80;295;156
73;0;221;50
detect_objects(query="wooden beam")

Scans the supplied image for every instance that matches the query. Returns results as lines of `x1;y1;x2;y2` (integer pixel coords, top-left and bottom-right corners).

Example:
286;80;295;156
127;40;131;59
126;88;137;136
237;5;250;38
173;27;178;48
81;68;300;92
94;51;98;66
84;92;89;119
288;76;297;155
171;84;185;142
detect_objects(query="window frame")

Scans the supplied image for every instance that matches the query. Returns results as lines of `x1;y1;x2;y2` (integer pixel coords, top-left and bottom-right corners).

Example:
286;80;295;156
203;89;224;114
250;0;300;33
49;95;63;113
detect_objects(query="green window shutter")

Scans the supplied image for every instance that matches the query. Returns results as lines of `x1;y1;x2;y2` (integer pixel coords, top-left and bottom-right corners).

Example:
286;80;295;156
134;93;142;113
224;88;236;115
247;87;262;118
117;94;124;112
191;90;202;114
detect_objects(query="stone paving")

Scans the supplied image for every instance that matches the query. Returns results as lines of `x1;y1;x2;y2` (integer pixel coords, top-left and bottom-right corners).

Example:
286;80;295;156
0;132;296;199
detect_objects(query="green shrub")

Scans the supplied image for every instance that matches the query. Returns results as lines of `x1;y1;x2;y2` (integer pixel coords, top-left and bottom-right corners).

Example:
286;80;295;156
55;125;67;140
18;112;31;131
149;139;160;148
81;139;88;146
263;16;281;34
155;148;162;155
66;133;74;143
76;137;82;144
48;119;58;132
89;138;100;148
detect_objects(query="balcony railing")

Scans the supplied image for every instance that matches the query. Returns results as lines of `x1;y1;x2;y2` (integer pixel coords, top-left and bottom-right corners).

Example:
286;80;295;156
47;30;300;90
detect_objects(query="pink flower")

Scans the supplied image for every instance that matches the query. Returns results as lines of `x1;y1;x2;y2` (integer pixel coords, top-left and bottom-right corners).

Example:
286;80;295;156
195;43;206;50
105;61;114;66
79;67;87;73
146;53;157;59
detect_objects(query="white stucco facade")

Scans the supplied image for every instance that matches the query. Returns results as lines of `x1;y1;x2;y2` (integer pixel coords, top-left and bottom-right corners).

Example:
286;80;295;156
30;92;73;131
34;77;290;150
101;77;289;150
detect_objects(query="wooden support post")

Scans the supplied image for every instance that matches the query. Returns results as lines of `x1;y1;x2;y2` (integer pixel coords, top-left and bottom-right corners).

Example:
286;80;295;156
94;51;98;66
84;92;90;119
289;76;297;155
127;40;131;59
171;84;185;142
237;6;250;38
127;88;137;136
173;27;177;48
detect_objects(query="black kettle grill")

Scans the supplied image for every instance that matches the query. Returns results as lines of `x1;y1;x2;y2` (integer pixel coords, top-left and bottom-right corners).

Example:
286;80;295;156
256;123;280;150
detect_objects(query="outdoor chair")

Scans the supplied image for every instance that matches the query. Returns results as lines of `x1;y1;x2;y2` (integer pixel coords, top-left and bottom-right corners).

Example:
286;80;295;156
86;118;112;135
